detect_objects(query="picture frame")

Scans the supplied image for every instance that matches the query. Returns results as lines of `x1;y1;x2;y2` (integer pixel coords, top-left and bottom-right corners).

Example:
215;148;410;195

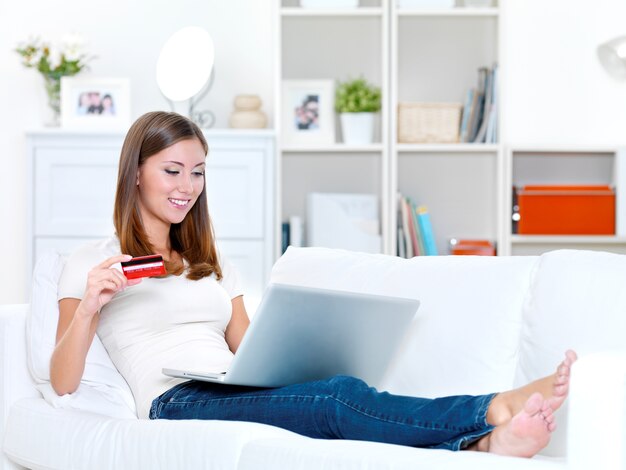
281;80;335;148
60;77;131;129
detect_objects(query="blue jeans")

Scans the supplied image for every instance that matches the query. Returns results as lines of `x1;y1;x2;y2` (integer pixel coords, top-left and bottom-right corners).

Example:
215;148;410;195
149;375;495;451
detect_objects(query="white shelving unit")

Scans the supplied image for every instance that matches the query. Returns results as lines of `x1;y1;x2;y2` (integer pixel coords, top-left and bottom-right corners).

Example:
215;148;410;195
389;1;502;255
275;1;626;258
275;0;389;256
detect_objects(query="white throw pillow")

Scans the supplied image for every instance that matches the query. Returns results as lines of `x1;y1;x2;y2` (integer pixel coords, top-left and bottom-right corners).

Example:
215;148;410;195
515;249;626;457
27;252;137;418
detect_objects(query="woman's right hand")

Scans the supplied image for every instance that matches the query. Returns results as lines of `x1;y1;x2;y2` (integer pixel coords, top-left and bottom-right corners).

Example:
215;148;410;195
77;254;141;319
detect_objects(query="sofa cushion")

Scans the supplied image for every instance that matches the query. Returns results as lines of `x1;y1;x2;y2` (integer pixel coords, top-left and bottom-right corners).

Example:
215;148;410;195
27;252;136;418
238;436;567;470
515;249;626;457
270;247;539;399
4;397;297;470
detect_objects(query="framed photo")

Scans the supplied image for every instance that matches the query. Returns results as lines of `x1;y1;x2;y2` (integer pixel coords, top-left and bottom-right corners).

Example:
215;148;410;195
281;80;335;147
61;77;131;129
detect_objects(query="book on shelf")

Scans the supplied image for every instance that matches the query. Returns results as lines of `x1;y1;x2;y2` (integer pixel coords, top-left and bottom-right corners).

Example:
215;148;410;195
469;67;488;142
281;222;290;254
485;64;498;144
473;66;492;143
396;194;438;257
397;227;406;259
397;193;414;257
402;198;419;258
459;89;474;143
459;64;498;144
411;200;426;256
416;206;438;256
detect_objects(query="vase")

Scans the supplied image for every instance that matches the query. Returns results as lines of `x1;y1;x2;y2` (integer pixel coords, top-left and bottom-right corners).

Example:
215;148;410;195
229;94;268;129
340;112;375;145
42;75;61;127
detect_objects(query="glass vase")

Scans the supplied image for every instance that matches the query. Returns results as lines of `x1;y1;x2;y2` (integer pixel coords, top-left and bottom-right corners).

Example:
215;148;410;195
42;75;61;127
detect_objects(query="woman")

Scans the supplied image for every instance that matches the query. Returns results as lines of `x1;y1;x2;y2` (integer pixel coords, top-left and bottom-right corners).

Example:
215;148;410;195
50;111;576;457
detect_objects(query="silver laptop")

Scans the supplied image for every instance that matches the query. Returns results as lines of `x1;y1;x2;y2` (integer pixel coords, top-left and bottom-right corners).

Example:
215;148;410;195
163;283;419;388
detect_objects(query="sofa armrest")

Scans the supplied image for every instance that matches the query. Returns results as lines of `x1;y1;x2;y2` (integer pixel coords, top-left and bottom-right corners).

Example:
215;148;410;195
0;304;38;470
567;352;626;470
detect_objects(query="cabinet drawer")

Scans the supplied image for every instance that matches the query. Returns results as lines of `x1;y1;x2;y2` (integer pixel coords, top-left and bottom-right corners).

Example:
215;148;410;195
34;144;266;239
206;147;265;239
34;147;118;236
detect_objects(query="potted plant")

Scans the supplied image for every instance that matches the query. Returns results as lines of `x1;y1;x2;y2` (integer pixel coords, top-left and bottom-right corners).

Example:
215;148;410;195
335;77;381;145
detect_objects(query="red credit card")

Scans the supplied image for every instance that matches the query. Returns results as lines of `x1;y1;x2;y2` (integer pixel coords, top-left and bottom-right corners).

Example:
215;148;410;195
120;254;167;279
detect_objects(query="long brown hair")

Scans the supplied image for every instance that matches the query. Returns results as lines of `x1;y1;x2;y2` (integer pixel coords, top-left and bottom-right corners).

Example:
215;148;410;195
113;111;222;280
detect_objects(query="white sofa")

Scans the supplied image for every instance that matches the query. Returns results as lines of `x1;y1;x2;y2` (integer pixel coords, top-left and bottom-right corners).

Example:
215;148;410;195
2;247;626;470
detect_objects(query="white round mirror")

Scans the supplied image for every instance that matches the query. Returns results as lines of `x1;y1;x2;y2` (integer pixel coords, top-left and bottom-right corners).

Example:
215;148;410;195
156;26;214;101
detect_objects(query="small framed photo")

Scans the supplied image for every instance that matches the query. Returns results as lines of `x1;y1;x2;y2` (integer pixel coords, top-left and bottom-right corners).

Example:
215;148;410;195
281;80;335;148
61;77;131;129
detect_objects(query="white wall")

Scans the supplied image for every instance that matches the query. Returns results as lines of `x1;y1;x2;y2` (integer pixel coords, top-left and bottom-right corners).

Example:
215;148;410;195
502;0;626;145
2;0;626;303
0;0;274;303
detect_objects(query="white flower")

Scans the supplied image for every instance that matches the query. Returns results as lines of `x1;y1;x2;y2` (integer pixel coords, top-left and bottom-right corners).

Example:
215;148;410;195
24;49;42;67
47;45;62;70
60;33;86;62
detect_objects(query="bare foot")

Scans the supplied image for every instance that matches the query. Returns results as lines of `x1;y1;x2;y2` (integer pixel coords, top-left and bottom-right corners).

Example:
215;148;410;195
487;350;577;426
486;393;555;458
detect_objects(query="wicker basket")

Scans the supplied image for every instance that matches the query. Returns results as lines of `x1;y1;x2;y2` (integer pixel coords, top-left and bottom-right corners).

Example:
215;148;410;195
397;102;462;144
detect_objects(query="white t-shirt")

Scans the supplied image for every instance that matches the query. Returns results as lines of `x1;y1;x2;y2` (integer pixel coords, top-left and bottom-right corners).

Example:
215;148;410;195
57;236;243;419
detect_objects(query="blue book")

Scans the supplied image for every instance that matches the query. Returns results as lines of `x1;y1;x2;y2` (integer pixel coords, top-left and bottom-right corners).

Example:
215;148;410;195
416;206;438;256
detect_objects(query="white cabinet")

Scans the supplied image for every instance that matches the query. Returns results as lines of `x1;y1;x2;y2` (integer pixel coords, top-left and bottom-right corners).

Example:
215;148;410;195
34;146;119;237
205;145;265;239
27;129;275;309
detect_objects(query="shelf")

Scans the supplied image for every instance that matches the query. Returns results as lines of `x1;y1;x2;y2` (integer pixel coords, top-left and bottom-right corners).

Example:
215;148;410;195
397;143;500;153
281;7;384;17
509;145;618;154
282;143;384;153
511;235;626;245
396;7;498;17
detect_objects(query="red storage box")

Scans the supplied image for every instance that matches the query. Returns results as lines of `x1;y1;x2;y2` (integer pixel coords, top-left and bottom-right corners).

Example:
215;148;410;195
449;239;496;256
517;185;615;235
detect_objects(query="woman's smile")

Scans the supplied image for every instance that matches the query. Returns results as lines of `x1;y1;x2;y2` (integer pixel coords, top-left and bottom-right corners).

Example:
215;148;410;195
169;197;191;209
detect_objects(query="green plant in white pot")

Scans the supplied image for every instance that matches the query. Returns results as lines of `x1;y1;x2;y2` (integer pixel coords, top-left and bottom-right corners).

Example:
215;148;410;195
335;77;381;145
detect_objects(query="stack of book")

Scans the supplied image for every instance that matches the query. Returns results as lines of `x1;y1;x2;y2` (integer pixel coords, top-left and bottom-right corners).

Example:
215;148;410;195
397;193;438;258
459;64;498;144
